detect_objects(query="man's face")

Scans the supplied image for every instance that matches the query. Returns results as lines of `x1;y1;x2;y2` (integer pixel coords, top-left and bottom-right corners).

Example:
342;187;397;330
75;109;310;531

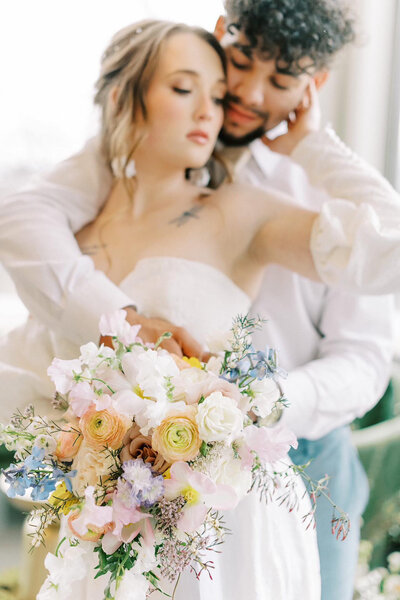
219;27;315;145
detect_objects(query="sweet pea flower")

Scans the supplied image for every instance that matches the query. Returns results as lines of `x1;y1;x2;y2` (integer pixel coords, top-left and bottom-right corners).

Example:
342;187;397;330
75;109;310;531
68;382;97;417
101;494;155;555
37;542;90;600
68;486;113;540
114;570;149;600
99;310;142;346
47;358;82;394
164;461;237;533
244;424;298;464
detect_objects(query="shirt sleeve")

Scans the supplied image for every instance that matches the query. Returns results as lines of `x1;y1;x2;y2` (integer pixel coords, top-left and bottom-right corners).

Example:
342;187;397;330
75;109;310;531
291;126;400;295
0;137;133;344
279;289;395;439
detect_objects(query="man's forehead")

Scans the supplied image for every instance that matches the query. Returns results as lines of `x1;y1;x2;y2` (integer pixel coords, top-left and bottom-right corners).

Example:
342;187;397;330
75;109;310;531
224;28;315;77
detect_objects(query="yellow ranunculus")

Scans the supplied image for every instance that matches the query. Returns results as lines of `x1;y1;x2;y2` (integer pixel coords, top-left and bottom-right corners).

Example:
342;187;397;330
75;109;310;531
152;408;201;463
80;406;130;450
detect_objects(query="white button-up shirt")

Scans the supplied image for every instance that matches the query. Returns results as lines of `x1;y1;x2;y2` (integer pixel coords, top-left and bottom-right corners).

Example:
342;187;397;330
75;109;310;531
0;130;395;439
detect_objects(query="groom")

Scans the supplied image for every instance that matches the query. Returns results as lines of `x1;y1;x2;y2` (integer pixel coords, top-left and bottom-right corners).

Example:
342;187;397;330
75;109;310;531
0;1;394;599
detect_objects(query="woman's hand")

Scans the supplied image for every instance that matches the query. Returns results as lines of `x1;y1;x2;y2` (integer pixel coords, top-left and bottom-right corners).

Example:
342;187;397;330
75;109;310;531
262;80;321;155
99;305;206;360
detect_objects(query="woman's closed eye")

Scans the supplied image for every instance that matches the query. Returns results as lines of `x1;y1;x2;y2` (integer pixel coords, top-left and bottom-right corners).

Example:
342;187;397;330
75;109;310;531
173;86;192;95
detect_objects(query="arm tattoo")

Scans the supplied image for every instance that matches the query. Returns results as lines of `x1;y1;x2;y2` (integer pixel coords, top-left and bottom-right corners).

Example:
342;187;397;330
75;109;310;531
169;203;205;228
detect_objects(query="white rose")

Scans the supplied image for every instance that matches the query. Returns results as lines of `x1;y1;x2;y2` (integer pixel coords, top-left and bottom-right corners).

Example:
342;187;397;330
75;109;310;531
196;391;243;443
388;552;400;574
208;446;252;500
250;378;281;418
383;574;400;593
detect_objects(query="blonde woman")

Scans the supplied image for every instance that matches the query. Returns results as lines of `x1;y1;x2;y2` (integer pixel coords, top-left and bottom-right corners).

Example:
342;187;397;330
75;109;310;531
2;20;322;600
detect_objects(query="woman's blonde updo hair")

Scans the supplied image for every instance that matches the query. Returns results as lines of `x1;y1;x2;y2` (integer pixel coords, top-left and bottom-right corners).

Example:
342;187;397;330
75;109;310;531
94;19;227;179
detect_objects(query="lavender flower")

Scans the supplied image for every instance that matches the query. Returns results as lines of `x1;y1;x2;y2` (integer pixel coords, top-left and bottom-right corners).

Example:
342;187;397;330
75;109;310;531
121;459;164;506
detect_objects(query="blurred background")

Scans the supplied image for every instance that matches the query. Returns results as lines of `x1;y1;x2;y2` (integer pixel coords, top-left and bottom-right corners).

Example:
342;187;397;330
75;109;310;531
1;1;400;598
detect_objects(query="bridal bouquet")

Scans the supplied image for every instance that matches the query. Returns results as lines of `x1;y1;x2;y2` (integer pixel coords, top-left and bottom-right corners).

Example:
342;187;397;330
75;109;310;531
0;311;298;600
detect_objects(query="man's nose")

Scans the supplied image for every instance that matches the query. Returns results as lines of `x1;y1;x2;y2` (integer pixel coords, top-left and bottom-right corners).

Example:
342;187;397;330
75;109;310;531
234;72;265;107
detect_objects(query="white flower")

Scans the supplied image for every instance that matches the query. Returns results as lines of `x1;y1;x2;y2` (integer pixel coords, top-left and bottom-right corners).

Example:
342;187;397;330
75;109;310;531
383;574;400;594
206;330;234;354
47;359;82;394
388;552;400;574
79;342;115;370
122;348;179;403
208;445;252;500
115;571;149;600
206;356;223;375
250;378;281;418
130;541;157;574
34;434;57;456
37;542;89;600
99;310;141;346
196;391;243;444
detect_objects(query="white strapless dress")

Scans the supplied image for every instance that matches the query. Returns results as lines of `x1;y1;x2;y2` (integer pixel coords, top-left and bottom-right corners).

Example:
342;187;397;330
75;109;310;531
0;257;321;599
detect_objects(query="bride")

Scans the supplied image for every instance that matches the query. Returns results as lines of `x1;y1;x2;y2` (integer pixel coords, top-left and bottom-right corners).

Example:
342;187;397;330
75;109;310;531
2;20;322;599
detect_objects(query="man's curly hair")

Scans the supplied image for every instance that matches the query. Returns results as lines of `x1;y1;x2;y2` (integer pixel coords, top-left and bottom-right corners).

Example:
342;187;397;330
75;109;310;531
224;0;356;75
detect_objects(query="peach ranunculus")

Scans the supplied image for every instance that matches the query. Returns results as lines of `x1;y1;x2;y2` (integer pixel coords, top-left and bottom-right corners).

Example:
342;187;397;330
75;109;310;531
151;407;201;463
120;422;170;474
54;423;82;461
79;406;130;450
71;441;113;497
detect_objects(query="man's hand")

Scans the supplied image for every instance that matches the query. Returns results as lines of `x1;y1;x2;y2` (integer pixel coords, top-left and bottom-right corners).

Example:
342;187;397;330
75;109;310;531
99;305;206;360
262;80;321;155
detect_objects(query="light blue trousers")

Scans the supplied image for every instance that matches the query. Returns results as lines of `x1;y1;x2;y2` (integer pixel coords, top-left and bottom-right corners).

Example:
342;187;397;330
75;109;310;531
290;426;369;600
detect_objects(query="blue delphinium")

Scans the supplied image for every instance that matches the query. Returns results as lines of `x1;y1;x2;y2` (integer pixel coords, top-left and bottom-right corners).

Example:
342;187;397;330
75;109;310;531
3;445;76;500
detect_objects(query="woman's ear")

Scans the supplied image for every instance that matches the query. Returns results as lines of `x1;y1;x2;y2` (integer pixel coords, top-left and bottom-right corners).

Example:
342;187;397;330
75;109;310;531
313;70;329;90
214;16;226;41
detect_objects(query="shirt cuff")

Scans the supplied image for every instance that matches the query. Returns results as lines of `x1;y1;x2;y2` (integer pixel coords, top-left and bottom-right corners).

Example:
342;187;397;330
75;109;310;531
60;271;134;345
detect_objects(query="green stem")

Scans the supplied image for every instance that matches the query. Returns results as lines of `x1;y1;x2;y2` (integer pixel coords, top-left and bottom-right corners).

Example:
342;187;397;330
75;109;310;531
171;573;181;600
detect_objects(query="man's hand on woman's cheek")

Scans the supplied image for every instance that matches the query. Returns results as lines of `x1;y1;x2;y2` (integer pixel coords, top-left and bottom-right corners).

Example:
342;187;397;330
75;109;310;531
99;305;206;360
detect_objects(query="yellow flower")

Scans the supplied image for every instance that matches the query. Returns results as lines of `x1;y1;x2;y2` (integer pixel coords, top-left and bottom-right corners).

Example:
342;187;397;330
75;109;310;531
183;357;203;369
152;407;201;463
80;406;130;450
48;482;78;516
182;486;200;505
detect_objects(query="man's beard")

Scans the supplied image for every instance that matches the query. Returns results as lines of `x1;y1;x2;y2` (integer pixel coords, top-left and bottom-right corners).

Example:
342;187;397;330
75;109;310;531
220;94;270;146
218;123;267;147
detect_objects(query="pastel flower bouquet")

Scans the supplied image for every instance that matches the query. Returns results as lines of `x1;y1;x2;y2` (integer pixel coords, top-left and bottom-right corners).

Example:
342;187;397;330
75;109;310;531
0;312;307;599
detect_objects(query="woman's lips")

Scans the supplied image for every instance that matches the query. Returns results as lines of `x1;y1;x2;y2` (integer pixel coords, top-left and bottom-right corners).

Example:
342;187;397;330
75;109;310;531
226;103;258;124
186;131;210;145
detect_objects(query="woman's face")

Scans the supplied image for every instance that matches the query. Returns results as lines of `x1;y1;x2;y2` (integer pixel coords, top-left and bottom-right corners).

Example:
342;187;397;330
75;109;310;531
140;32;227;170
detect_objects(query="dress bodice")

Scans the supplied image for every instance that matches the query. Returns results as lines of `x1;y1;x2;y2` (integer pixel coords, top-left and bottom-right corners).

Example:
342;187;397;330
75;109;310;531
120;257;251;346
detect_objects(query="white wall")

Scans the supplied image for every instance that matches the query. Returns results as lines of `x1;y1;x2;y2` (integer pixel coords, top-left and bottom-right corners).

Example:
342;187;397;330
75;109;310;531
320;0;398;174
